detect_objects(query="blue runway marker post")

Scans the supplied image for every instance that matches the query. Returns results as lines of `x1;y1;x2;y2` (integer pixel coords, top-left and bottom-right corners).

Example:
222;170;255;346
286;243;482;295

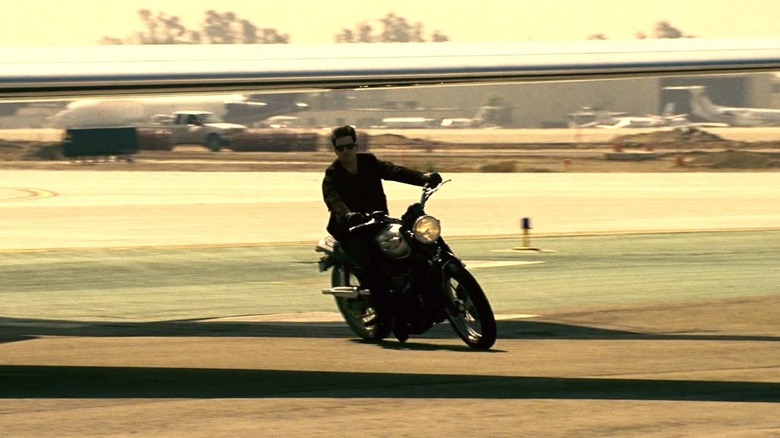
513;217;540;251
522;217;531;247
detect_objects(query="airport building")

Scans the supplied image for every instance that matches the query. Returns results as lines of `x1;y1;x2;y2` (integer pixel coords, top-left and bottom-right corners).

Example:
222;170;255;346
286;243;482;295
0;73;776;131
293;73;779;129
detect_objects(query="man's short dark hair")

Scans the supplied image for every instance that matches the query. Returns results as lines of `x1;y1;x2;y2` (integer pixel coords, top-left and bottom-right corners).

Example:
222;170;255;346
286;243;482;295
330;125;357;147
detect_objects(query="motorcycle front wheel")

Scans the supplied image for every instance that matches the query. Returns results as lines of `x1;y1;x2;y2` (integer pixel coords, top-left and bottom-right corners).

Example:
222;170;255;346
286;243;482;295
332;265;392;341
444;266;497;350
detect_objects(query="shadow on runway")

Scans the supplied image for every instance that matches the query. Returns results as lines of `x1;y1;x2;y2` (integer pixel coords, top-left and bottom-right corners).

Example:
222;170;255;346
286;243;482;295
1;317;778;345
0;317;780;348
1;364;778;402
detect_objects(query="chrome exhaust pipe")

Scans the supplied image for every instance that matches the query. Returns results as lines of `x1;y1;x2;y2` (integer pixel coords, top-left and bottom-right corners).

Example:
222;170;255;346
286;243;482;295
321;286;371;298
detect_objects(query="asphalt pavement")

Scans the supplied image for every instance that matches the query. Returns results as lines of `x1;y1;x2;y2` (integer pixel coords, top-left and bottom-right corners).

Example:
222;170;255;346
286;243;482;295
1;171;778;437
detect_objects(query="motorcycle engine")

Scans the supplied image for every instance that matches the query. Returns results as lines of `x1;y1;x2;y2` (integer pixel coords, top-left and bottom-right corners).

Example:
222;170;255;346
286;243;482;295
375;224;411;259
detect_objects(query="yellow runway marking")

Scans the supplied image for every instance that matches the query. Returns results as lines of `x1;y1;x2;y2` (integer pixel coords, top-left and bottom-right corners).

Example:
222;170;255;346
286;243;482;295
0;187;58;202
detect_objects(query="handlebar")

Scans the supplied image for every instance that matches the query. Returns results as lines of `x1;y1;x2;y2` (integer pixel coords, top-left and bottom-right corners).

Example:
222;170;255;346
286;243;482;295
347;211;401;233
420;179;450;207
348;179;450;233
348;216;378;233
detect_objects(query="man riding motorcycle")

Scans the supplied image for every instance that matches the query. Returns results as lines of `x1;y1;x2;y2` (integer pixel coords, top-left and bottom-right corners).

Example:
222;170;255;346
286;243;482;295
321;125;442;341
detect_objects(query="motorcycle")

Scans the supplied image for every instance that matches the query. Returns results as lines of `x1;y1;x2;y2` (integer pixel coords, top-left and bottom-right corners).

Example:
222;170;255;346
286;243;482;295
315;180;497;350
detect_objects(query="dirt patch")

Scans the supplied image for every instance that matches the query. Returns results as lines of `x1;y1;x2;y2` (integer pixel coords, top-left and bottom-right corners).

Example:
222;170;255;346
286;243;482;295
689;149;780;169
614;127;729;145
368;133;442;149
1;130;779;173
0;141;62;161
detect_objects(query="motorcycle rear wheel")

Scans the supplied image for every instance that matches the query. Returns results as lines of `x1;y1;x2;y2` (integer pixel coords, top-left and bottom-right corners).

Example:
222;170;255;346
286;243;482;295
444;266;497;350
332;265;392;341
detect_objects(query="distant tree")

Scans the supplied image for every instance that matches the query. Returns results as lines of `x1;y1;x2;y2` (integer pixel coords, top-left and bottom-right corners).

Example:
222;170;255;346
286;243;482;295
201;10;288;44
430;30;449;43
135;10;194;44
335;28;355;43
99;36;124;45
652;21;689;38
202;10;236;44
335;13;449;43
586;33;608;40
379;14;420;42
100;9;289;44
585;21;692;41
358;23;374;43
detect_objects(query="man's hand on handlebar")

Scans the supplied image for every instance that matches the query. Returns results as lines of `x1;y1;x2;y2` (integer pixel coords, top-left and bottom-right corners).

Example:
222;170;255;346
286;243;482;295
424;172;443;188
346;211;369;228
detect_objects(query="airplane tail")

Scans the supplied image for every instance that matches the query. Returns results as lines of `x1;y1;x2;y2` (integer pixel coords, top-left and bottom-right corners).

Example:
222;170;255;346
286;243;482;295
663;85;722;123
660;102;675;118
472;105;500;127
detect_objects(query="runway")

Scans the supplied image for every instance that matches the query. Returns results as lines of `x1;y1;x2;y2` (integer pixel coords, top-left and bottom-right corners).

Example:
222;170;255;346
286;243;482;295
0;170;778;250
1;170;778;436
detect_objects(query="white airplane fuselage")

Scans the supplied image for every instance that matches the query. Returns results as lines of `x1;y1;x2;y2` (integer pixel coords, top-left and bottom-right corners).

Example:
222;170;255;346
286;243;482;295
49;95;249;129
679;86;780;127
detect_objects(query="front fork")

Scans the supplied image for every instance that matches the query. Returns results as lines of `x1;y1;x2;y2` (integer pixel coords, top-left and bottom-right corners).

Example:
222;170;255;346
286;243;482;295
415;243;465;322
435;242;473;311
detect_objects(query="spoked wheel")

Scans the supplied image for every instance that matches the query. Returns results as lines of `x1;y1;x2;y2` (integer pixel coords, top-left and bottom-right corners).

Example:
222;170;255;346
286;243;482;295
444;266;497;350
332;265;392;341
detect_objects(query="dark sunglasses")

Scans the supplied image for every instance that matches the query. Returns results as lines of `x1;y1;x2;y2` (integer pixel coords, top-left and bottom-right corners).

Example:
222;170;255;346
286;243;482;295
334;143;357;152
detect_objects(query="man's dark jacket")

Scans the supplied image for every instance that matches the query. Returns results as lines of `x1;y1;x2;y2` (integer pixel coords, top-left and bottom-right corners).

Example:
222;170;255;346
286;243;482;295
322;153;427;240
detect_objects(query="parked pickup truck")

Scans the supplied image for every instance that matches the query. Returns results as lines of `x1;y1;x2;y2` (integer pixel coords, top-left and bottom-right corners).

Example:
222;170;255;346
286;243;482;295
154;111;246;151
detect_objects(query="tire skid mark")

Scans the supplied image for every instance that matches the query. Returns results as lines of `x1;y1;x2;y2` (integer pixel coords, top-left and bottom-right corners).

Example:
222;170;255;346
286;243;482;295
0;187;59;202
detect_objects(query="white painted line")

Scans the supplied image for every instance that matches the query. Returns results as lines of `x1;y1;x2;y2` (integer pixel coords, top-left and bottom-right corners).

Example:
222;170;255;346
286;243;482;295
490;249;558;253
203;312;344;323
0;321;88;329
464;260;545;269
201;312;540;323
495;313;539;320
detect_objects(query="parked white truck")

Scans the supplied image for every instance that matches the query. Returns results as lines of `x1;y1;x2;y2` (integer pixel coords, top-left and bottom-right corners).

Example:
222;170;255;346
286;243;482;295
154;111;246;151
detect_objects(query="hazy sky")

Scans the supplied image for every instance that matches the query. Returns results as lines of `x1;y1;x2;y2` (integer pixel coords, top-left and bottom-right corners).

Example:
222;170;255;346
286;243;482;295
2;0;779;46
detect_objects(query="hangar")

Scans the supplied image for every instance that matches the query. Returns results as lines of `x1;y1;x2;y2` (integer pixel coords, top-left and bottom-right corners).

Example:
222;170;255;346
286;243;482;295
293;73;778;129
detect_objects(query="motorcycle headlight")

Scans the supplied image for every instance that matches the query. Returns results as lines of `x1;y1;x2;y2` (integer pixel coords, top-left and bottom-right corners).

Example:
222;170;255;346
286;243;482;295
413;215;441;243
